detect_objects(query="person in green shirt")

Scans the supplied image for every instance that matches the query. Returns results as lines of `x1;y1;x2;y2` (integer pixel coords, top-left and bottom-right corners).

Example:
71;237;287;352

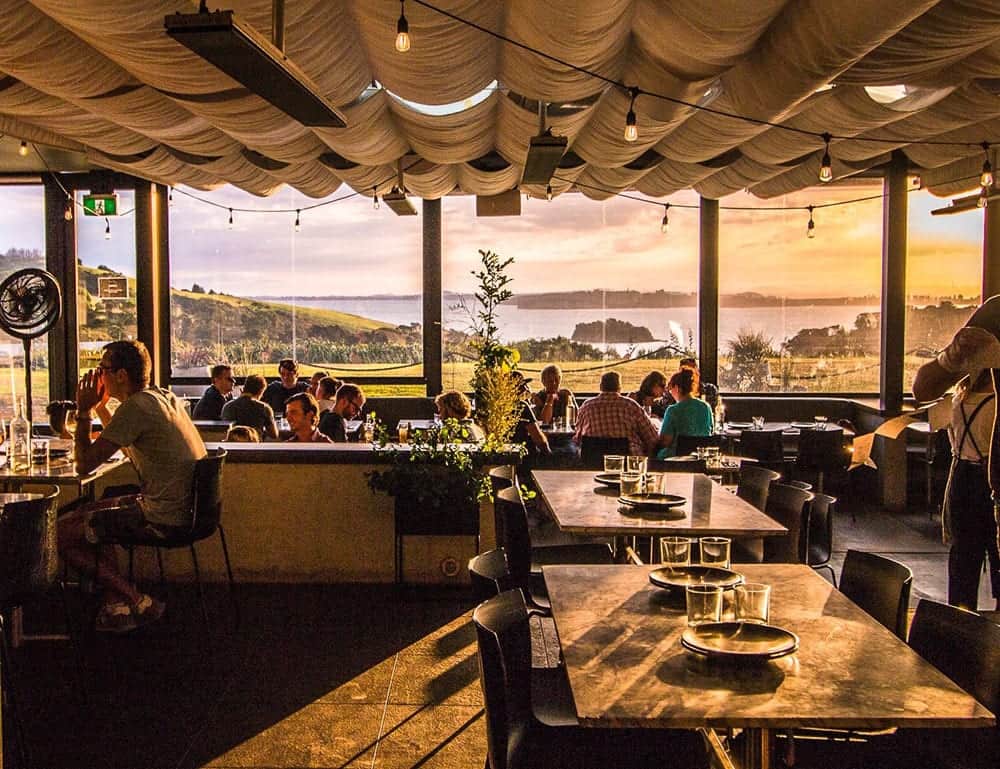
656;368;713;458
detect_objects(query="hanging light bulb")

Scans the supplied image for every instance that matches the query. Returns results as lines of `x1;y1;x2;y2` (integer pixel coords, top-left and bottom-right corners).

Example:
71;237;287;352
818;133;833;183
104;218;111;240
980;142;993;188
545;184;553;201
978;187;989;209
660;203;670;234
18;140;28;156
395;0;411;52
294;210;301;232
373;187;380;210
63;201;73;221
624;88;639;143
806;206;816;238
168;186;174;205
228;208;234;229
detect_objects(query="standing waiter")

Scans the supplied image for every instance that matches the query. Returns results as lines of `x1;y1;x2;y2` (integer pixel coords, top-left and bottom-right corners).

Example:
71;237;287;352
914;296;1000;610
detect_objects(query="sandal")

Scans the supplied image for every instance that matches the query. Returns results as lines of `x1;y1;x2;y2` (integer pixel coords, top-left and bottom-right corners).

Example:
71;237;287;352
95;602;137;633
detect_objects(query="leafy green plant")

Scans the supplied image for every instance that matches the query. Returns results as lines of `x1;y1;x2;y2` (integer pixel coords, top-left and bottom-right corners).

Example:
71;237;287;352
722;328;775;391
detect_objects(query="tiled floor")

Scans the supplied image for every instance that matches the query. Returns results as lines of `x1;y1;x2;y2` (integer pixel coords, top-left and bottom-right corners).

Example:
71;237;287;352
4;496;995;769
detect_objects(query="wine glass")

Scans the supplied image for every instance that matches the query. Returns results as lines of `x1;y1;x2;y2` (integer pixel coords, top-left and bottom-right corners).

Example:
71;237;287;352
64;409;77;439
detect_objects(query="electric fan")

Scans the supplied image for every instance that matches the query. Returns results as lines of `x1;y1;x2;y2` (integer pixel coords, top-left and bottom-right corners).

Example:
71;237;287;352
0;268;62;422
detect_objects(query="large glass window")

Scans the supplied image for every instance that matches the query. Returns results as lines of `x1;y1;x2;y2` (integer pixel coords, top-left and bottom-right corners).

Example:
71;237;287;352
76;189;138;373
168;186;423;395
441;192;701;395
0;185;49;420
905;189;982;390
719;187;884;393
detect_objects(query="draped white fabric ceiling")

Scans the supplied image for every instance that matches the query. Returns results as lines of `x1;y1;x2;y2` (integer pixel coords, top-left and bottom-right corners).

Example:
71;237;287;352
1;0;999;200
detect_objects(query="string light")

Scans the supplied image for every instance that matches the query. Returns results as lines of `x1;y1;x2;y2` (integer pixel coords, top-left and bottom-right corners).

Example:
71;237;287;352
63;200;73;221
980;142;993;188
806;205;816;238
395;0;411;52
18;140;28;156
545;184;553;201
819;133;833;183
624;88;638;143
294;209;301;232
373;187;380;210
227;208;234;229
104;217;111;240
660;203;670;234
168;186;174;205
978;186;989;209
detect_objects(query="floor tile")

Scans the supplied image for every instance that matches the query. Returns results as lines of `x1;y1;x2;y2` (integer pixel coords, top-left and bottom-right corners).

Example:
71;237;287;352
371;705;485;769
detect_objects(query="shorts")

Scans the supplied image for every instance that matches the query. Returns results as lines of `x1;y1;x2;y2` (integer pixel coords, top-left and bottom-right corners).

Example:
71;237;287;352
85;495;174;543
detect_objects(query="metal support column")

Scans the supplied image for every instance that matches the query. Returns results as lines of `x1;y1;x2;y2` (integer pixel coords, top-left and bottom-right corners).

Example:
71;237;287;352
423;198;443;396
134;182;171;387
43;176;78;401
880;151;908;415
699;197;720;386
983;200;1000;300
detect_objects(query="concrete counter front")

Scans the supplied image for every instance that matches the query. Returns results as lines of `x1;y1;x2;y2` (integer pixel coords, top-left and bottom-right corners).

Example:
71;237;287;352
161;442;515;585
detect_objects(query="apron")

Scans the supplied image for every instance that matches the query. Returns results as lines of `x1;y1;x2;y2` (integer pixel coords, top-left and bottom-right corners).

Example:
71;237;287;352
942;389;994;544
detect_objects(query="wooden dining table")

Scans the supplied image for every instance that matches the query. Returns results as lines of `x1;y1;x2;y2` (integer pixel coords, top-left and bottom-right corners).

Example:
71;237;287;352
544;563;995;769
0;450;127;502
532;469;788;539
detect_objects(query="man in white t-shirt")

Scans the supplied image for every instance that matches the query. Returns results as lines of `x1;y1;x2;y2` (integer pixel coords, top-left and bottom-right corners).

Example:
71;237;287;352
58;340;206;632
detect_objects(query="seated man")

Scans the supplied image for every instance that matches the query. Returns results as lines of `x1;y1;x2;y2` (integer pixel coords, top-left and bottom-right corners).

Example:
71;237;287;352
315;376;343;414
531;364;577;425
318;383;366;442
574;370;659;457
192;363;235;420
221;373;279;440
58;340;206;633
284;392;332;443
261;358;308;415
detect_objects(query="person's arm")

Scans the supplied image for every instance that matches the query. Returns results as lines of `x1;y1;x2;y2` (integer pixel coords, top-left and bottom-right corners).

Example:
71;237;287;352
656;408;676;451
263;407;279;440
912;359;962;404
73;370;122;474
538;392;556;425
913;327;1000;402
527;422;551;454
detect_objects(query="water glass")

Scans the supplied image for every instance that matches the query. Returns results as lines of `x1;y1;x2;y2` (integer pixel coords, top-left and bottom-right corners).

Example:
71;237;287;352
604;454;624;474
398;421;409;443
699;536;732;568
31;438;49;466
735;583;771;624
64;409;77;438
660;536;692;566
620;471;642;496
626;455;647;475
686;584;723;626
751;416;765;430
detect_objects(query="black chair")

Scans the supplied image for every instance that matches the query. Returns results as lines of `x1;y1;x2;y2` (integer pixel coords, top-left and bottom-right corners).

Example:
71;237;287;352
762;483;814;564
489;465;517;548
737;428;786;472
783;480;812;491
675;434;723;456
839;550;912;639
579;436;630;470
735;465;781;512
469;548;513;604
472;589;708;769
95;448;237;634
795;427;847;494
807;493;837;584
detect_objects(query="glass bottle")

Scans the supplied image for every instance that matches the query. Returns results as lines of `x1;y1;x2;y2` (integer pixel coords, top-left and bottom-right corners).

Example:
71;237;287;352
9;396;31;472
714;394;726;434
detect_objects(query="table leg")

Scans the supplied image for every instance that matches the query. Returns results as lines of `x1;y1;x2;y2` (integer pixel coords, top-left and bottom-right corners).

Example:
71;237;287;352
737;727;771;769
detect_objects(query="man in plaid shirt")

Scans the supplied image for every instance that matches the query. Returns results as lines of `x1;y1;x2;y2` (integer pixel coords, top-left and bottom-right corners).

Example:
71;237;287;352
574;371;659;457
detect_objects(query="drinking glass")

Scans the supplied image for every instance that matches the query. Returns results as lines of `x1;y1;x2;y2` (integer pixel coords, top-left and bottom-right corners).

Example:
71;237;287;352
699;536;732;568
626;455;647;475
686;585;723;626
751;416;765;430
619;471;642;496
398;421;409;444
31;438;50;466
735;583;771;624
604;455;624;474
660;536;692;566
64;409;77;438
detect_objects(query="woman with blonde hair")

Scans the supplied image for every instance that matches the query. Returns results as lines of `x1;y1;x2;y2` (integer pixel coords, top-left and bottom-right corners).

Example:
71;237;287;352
434;390;485;441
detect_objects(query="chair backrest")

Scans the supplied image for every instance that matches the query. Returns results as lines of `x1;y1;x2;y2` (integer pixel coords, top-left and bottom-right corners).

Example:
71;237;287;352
738;429;785;464
0;484;60;606
795;427;847;472
191;448;227;536
495;487;533;584
839;550;913;639
736;465;781;512
579;436;630;470
907;599;1000;718
468;548;512;604
783;480;812;491
675;434;723;456
472;589;534;769
489;465;516;495
807;492;836;567
762;483;814;563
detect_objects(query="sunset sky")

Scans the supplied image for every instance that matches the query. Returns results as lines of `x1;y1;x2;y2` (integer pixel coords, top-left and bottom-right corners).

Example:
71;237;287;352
0;180;984;300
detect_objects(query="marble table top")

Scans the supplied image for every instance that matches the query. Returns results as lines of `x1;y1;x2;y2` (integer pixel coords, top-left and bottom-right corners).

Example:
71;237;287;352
532;470;788;537
544;564;995;731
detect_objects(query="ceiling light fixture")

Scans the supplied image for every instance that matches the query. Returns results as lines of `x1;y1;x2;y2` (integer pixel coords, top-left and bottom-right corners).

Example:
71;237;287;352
164;8;347;127
228;208;234;229
104;218;111;240
395;0;411;52
18;140;28;157
382;161;417;215
978;187;989;209
819;133;833;183
545;184;553;201
294;209;301;232
522;102;567;185
64;201;73;221
806;206;816;238
981;142;994;188
660;204;670;234
624;88;639;143
373;187;380;210
931;190;1000;215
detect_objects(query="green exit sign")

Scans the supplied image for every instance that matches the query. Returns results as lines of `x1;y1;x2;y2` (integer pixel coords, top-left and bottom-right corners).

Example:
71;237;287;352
82;193;119;216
